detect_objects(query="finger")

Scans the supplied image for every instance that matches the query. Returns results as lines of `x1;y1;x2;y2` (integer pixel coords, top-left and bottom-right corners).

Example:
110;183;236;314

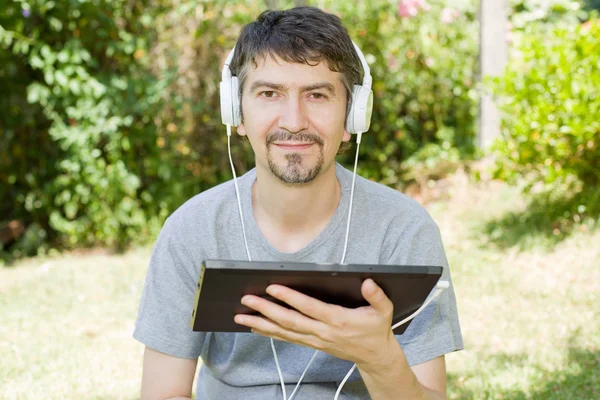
235;314;321;348
266;285;338;323
251;327;317;349
251;328;289;344
361;279;393;315
240;294;324;334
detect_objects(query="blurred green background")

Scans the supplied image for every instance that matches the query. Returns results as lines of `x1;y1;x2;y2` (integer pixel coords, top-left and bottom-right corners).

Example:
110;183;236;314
1;1;599;399
1;0;598;258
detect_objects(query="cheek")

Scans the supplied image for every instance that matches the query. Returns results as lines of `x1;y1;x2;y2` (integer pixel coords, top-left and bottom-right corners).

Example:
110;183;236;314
246;105;278;133
312;102;346;128
313;114;346;140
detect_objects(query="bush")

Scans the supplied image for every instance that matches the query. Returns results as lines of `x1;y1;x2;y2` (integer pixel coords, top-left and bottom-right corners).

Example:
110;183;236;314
490;15;600;225
335;0;479;184
509;0;587;26
1;0;172;252
1;0;479;256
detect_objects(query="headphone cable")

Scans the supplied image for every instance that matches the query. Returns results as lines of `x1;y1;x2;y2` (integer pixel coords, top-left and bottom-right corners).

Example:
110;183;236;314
228;127;364;400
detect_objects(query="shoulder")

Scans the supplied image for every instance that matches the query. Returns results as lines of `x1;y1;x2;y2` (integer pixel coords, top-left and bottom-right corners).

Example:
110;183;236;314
339;167;446;265
161;169;252;238
338;165;435;228
362;176;429;216
169;179;236;223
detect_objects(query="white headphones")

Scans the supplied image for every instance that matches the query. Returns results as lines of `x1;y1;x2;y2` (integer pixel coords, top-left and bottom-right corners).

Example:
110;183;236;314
220;41;374;134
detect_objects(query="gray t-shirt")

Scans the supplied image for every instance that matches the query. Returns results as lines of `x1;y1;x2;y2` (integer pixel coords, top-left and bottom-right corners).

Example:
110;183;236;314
133;163;463;400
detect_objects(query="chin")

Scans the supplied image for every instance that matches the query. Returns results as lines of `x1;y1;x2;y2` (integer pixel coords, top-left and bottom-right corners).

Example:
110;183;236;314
268;154;323;184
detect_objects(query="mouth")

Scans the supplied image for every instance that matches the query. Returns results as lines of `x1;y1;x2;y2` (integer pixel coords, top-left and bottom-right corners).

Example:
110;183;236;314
272;142;315;150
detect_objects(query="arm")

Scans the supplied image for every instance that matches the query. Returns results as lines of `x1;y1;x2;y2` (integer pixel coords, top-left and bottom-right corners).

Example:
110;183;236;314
235;280;449;399
359;216;461;399
357;342;446;400
134;216;207;399
140;346;198;400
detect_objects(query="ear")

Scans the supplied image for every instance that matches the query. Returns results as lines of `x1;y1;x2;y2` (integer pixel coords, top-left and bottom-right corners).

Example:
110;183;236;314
342;129;351;142
237;122;247;137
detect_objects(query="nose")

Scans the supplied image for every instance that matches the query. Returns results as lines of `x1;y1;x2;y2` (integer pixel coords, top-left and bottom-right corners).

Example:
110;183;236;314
277;95;309;134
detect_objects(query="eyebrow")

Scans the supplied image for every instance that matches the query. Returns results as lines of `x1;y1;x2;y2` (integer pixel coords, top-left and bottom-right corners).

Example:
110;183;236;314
249;80;337;96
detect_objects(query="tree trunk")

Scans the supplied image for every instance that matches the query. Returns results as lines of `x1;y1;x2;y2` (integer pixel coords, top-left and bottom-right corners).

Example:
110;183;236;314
478;0;508;148
264;0;308;9
264;0;278;9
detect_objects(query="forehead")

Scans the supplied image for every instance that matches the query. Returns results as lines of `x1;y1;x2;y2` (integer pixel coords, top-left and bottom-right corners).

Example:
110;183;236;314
243;55;344;91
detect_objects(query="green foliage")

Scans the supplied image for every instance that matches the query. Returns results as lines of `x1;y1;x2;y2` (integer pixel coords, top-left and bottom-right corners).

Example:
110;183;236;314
1;0;171;253
332;0;479;184
583;0;600;11
490;16;600;228
1;0;478;256
509;0;587;27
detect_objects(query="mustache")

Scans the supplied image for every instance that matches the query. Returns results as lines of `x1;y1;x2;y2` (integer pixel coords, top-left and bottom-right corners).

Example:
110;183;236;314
266;131;324;146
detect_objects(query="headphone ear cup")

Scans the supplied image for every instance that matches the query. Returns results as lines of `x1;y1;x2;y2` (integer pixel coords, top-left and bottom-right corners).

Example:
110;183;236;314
346;85;373;134
231;76;241;127
354;86;373;133
220;79;233;126
219;76;241;127
345;85;362;134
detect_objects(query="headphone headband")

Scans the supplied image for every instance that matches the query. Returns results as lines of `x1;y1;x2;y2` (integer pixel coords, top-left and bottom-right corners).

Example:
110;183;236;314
220;40;373;133
222;45;236;81
222;41;371;89
351;42;372;89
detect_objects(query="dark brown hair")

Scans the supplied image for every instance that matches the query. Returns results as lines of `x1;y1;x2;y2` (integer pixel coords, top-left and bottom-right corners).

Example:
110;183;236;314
230;6;363;132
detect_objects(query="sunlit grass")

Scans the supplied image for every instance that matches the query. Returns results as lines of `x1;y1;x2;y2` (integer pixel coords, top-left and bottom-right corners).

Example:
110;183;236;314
0;248;155;399
433;172;600;400
1;172;598;399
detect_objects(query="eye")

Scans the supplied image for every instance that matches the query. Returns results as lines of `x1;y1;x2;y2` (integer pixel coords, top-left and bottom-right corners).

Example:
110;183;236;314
260;91;277;98
310;93;327;100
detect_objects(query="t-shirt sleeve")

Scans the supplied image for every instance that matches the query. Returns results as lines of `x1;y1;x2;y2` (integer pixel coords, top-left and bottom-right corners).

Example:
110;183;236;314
382;215;464;366
133;216;206;359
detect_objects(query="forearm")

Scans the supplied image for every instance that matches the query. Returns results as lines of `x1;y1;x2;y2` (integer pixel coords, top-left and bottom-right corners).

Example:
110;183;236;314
357;339;445;400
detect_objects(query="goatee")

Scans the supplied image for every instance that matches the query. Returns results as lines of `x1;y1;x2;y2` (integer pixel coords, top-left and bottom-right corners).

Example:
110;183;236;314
266;131;325;184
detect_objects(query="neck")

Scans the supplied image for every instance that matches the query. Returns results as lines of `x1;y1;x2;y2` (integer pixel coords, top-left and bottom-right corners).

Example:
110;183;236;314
252;162;341;235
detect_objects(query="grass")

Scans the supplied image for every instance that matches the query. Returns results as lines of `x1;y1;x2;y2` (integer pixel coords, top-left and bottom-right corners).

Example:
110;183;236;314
1;171;599;399
430;172;600;399
0;248;155;399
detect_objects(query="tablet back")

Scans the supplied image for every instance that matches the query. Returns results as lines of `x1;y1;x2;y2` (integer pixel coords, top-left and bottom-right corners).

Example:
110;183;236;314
191;260;442;334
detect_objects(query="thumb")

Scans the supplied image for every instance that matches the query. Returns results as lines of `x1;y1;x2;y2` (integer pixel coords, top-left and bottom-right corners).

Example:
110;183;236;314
361;279;393;314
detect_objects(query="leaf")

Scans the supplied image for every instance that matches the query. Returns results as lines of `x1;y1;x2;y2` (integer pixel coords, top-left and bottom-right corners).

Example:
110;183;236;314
55;70;68;86
65;202;78;220
44;70;55;85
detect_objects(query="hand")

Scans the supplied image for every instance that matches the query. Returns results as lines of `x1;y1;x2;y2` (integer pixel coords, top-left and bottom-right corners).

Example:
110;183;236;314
234;279;398;368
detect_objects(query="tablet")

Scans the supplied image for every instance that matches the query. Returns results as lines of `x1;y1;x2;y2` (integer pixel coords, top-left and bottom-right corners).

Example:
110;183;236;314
190;260;443;334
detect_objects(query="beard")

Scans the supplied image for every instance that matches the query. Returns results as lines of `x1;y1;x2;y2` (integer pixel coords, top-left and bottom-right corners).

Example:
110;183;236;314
266;131;325;184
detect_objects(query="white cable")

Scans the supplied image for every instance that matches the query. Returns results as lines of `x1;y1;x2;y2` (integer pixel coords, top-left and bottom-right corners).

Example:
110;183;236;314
287;349;320;400
228;124;293;400
228;127;369;399
229;122;449;398
392;283;447;331
333;282;449;400
274;132;364;400
227;125;252;262
340;132;362;265
227;124;288;400
271;338;287;400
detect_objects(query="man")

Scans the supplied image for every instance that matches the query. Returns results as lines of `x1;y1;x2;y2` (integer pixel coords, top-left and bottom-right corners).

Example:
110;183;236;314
134;6;463;400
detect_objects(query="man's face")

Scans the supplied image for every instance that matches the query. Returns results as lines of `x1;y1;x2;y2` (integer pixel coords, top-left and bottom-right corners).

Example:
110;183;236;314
237;55;351;184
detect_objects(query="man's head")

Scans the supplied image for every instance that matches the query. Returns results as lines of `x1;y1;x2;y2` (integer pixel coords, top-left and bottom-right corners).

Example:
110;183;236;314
230;6;363;184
